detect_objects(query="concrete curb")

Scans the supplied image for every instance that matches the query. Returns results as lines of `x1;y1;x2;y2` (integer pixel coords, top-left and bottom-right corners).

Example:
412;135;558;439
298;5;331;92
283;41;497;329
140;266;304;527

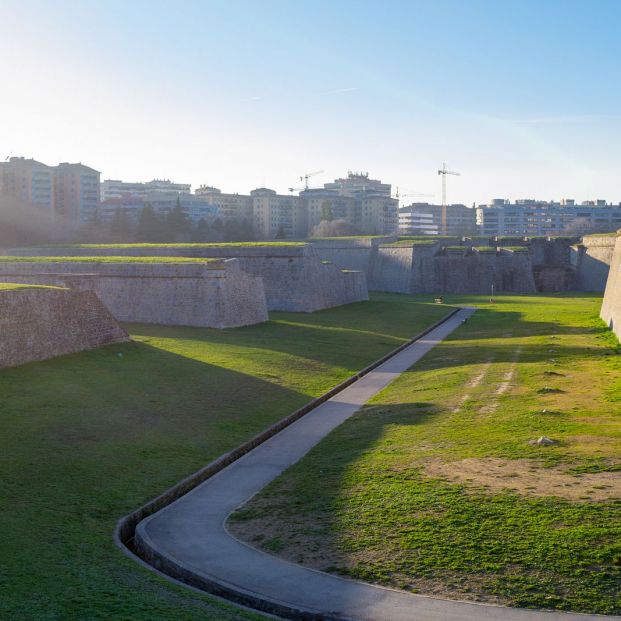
114;305;460;550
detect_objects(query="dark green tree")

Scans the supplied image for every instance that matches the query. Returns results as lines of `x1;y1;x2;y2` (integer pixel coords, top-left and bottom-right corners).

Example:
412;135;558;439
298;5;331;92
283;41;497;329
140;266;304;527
108;208;133;242
275;224;287;239
166;196;192;242
321;200;334;221
192;218;210;242
135;203;165;242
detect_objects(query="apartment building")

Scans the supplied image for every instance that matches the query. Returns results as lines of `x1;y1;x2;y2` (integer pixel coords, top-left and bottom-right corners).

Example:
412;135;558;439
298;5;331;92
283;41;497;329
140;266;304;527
0;157;54;211
195;186;253;222
250;188;306;239
101;178;191;201
477;198;621;237
99;192;219;224
303;172;398;235
54;163;100;223
399;203;477;236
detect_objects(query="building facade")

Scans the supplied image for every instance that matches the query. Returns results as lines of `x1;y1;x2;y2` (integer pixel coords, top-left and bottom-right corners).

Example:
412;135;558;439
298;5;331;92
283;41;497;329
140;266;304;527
250;188;306;239
477;199;621;237
54;163;100;223
399;203;477;236
195;186;253;222
303;172;398;235
101;178;191;202
0;157;54;211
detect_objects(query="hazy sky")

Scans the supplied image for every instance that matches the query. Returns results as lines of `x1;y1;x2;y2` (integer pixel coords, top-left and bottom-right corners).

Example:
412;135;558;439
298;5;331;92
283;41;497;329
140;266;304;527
1;0;621;205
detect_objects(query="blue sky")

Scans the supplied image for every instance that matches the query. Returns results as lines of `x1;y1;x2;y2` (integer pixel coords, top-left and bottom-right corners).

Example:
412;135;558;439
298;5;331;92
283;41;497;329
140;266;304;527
1;0;620;204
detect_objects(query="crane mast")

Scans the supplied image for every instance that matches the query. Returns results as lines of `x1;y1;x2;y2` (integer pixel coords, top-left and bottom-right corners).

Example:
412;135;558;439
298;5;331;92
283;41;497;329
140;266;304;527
437;162;461;235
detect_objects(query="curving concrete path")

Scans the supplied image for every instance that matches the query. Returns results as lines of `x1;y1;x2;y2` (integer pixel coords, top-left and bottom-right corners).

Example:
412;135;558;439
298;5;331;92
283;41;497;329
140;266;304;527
134;308;618;621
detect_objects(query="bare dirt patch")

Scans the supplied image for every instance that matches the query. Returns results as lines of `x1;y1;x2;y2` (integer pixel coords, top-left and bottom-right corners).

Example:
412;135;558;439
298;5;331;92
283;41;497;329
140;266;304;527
424;457;621;501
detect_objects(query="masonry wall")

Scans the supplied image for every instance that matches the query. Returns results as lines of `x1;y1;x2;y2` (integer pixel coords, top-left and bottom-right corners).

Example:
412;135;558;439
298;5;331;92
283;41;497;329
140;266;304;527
600;234;621;340
0;260;268;328
571;235;616;292
369;245;537;294
0;287;128;368
9;245;368;312
310;237;396;274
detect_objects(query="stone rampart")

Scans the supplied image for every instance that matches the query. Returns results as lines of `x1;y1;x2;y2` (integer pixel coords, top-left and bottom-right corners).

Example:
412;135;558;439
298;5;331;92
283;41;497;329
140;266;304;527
571;235;616;292
600;233;621;340
0;260;268;328
309;237;396;274
369;244;536;294
0;286;128;368
8;245;369;312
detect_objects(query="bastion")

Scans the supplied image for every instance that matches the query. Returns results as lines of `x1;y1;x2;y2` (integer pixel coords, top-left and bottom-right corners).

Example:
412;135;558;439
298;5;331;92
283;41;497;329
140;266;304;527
600;232;621;340
0;257;268;328
367;242;537;294
570;234;617;292
8;243;369;312
0;284;128;368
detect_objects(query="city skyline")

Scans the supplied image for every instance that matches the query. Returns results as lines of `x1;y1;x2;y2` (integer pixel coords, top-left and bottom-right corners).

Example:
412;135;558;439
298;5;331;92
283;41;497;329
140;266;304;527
2;0;621;204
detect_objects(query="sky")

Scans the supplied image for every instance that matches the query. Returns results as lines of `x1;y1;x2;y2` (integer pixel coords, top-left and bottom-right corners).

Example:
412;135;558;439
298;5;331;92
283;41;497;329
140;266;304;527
1;0;621;206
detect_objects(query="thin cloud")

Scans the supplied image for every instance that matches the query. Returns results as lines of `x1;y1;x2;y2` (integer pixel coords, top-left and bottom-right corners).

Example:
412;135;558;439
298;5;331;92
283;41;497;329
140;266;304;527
240;96;263;102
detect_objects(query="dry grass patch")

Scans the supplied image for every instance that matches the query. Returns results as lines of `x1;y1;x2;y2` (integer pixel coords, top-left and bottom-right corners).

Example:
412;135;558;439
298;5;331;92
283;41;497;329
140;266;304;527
424;457;621;502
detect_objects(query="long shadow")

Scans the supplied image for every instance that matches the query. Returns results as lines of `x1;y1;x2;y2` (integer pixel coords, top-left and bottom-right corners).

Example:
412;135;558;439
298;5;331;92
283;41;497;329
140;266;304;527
0;338;316;620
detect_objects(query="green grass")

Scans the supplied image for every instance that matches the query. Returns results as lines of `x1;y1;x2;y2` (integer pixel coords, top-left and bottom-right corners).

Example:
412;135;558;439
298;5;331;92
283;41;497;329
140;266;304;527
310;235;389;240
30;242;307;249
0;256;221;264
0;282;64;290
230;294;621;615
502;246;530;252
0;293;450;621
383;240;438;247
473;245;497;253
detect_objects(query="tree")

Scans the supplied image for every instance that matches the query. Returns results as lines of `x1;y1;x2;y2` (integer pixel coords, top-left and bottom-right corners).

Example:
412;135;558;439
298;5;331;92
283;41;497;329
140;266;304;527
310;219;362;238
108;208;133;242
321;200;334;221
166;196;192;242
275;225;287;239
192;218;210;242
135;203;165;242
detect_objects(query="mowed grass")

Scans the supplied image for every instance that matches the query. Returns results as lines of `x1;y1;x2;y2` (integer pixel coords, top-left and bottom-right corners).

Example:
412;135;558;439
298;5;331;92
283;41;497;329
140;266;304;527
0;283;64;290
0;293;449;621
0;255;221;263
230;294;621;615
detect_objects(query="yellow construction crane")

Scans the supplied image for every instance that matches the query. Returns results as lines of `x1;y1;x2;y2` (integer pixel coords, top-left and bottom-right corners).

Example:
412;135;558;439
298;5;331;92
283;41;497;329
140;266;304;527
395;187;434;205
289;170;324;193
437;163;461;235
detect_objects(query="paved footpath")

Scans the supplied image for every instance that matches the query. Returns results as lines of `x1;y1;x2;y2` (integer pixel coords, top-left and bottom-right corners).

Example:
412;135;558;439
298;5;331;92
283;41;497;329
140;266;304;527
135;308;619;621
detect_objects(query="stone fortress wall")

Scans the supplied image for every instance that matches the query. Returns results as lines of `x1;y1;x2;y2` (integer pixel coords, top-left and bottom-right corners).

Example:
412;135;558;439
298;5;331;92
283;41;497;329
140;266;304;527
310;235;615;295
0;259;268;328
570;235;617;292
600;233;621;340
9;244;369;313
0;286;128;368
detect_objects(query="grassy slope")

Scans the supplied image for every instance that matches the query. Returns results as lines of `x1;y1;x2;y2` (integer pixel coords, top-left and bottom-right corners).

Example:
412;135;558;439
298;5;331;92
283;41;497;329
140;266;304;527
230;294;621;615
0;256;220;263
31;241;306;248
0;283;63;290
0;293;449;621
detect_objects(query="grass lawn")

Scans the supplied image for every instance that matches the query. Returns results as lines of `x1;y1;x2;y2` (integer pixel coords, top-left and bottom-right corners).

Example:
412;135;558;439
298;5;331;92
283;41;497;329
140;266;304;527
230;294;621;615
0;293;449;621
0;283;64;290
0;256;222;263
30;241;307;248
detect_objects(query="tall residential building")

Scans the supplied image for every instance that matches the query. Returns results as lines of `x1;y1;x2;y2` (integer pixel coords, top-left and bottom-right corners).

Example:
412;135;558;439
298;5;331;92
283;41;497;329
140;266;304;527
99;192;219;224
194;186;253;222
399;203;477;236
304;172;398;235
301;189;357;231
0;157;54;211
477;199;621;237
54;163;101;223
250;188;306;239
101;178;191;201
